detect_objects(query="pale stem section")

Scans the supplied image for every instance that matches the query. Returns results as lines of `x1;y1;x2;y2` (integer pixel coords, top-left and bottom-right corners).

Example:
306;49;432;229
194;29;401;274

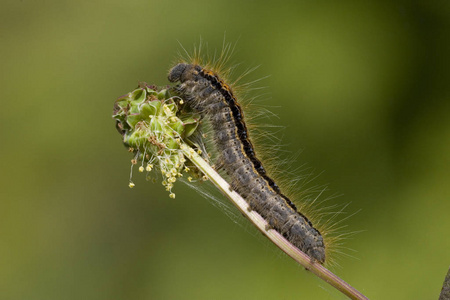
181;143;369;300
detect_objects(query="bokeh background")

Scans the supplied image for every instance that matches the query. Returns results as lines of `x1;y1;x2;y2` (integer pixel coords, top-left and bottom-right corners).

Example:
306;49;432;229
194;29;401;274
1;0;449;299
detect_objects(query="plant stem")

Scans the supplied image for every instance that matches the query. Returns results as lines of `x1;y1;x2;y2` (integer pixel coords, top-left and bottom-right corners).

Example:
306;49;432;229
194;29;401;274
181;143;369;300
439;266;450;300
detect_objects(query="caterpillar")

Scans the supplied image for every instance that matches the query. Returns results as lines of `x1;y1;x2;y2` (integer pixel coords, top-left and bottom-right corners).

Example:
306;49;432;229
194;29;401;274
168;62;327;264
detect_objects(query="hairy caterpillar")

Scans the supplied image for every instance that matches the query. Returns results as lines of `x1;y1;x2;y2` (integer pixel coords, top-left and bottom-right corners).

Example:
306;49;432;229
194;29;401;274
168;62;327;263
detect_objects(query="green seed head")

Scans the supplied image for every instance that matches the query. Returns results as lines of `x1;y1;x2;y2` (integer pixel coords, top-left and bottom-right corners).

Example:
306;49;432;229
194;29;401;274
113;83;203;196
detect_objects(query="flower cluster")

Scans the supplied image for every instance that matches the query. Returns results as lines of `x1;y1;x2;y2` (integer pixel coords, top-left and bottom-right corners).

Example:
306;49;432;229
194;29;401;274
112;83;202;197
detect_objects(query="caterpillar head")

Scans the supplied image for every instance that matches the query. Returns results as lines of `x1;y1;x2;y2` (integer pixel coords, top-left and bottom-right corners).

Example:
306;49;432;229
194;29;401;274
168;63;189;82
168;63;203;83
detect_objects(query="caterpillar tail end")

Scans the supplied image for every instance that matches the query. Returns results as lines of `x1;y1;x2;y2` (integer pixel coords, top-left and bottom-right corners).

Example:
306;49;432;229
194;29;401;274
308;247;326;264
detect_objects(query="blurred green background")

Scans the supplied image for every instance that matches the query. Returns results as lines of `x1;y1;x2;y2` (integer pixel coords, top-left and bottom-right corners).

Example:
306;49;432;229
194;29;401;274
1;0;449;299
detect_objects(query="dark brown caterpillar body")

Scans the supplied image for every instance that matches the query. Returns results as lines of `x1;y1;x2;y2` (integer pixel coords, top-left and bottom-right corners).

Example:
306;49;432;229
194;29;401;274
168;63;326;263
